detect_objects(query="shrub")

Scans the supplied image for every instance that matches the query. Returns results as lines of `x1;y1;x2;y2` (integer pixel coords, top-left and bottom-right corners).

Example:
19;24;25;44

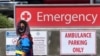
0;13;13;28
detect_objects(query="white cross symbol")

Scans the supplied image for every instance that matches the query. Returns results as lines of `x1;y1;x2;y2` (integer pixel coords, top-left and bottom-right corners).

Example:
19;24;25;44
20;11;32;22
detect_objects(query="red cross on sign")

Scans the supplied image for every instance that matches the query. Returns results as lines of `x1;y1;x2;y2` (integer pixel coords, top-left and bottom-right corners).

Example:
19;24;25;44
22;13;30;20
20;11;32;22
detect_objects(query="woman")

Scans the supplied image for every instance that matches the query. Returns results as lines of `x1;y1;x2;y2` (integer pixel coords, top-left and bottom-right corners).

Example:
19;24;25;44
16;20;33;56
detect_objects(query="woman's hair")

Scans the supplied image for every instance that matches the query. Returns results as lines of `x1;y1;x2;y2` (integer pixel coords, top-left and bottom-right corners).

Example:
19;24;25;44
28;33;33;44
16;20;33;45
16;20;30;35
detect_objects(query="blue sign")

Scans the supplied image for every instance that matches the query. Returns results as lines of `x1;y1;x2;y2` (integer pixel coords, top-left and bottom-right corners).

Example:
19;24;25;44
6;31;17;38
6;45;16;51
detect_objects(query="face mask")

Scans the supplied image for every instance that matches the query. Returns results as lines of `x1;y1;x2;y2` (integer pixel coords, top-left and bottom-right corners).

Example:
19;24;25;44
18;26;26;34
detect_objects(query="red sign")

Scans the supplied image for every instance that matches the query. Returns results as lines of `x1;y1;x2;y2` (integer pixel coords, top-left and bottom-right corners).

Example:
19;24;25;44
15;5;100;27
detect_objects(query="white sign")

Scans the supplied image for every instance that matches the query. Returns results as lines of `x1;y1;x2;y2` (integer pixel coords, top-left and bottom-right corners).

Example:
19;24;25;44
6;31;18;55
60;30;96;55
6;31;47;55
31;31;47;55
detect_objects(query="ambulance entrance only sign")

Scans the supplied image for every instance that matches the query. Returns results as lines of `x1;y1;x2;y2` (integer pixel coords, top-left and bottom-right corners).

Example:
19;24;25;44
60;30;96;55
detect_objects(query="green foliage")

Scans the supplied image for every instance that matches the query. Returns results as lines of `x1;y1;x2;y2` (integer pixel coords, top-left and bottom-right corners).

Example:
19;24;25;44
0;13;13;28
